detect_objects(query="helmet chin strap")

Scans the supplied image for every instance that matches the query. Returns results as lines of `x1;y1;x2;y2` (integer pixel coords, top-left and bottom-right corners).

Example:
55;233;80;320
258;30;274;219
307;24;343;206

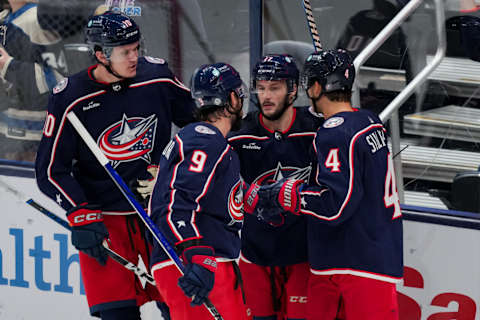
307;89;323;113
103;60;126;80
94;48;127;80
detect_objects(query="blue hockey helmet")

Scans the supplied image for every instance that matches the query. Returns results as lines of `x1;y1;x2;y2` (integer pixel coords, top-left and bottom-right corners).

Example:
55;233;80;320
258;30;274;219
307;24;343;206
301;49;355;93
190;63;248;109
85;11;141;49
252;54;299;94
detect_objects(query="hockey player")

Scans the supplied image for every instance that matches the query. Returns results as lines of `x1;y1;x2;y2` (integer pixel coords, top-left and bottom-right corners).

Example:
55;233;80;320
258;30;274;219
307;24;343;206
251;49;403;320
0;0;64;161
35;11;195;319
228;54;322;320
149;62;248;320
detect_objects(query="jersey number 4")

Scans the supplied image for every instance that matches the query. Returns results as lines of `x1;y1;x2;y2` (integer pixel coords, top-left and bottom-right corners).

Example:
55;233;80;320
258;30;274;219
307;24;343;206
326;148;401;219
384;153;401;219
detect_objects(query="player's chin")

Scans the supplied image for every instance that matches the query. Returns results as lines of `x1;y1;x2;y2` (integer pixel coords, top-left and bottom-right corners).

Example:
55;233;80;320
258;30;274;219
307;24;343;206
124;68;137;78
262;107;278;118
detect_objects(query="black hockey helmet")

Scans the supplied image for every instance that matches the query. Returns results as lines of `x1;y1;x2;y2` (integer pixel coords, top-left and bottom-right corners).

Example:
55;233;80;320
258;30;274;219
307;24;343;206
301;49;355;93
251;54;299;94
85;11;141;50
190;63;248;109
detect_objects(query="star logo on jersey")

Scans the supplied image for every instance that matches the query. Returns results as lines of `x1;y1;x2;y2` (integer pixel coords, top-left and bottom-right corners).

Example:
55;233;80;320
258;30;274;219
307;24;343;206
253;162;312;186
301;197;307;208
55;194;63;205
227;180;244;226
177;220;186;228
98;114;157;168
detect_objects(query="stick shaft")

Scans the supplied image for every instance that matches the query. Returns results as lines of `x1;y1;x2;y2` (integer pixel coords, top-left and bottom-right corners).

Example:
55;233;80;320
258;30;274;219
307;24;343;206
25;199;156;285
302;0;322;51
66;111;223;320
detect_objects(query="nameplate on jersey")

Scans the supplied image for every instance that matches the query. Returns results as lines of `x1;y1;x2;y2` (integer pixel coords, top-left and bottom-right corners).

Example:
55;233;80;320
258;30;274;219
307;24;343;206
0;25;6;46
53;78;68;94
366;129;387;154
323;116;344;128
194;125;216;135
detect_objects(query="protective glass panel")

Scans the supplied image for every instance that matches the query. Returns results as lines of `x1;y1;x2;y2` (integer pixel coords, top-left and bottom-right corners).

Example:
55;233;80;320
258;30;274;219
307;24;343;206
263;0;480;214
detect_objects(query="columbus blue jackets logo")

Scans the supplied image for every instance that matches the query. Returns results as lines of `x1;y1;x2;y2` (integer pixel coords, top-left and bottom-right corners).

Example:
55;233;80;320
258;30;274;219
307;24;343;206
253;162;312;186
98;114;157;168
227;180;244;226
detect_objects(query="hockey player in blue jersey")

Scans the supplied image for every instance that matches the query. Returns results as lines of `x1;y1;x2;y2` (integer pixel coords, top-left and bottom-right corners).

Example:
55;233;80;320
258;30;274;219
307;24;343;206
148;62;248;320
229;54;322;320
250;49;403;320
35;11;195;319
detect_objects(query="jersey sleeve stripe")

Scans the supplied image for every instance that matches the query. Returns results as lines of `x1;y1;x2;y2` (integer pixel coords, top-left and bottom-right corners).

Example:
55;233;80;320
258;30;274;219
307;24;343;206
228;135;269;142
129;78;190;92
193;145;232;211
166;135;188;241
306;123;384;221
287;132;316;138
47;89;106;206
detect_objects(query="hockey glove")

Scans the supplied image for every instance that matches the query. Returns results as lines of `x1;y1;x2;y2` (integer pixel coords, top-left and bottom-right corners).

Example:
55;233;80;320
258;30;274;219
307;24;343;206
258;178;304;215
67;203;109;265
129;165;158;207
178;246;216;306
243;182;285;227
136;166;158;199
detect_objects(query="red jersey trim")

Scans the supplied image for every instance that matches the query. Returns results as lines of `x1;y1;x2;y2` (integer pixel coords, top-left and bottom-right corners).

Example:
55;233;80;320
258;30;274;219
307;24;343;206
47;89;107;206
259;107;297;134
305;123;384;221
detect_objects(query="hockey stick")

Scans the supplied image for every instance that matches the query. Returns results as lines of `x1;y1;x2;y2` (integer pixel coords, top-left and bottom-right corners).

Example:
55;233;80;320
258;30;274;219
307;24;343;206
25;199;156;286
66;111;223;320
0;177;155;286
302;0;322;52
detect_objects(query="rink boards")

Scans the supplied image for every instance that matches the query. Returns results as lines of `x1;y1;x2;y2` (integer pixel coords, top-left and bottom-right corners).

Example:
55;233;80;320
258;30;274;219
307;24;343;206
0;173;478;319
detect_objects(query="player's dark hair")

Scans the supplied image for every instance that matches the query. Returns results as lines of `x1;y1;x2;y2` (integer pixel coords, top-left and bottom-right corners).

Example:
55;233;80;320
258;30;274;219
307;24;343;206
194;105;226;122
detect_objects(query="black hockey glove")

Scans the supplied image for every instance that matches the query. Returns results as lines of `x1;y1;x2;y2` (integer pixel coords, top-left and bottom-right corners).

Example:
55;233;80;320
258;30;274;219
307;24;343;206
67;203;109;265
243;182;286;226
258;178;304;216
177;245;216;306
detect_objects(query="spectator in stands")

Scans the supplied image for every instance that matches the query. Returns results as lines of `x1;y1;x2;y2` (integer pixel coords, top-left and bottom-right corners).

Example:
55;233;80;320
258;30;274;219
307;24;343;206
0;0;64;161
37;0;211;77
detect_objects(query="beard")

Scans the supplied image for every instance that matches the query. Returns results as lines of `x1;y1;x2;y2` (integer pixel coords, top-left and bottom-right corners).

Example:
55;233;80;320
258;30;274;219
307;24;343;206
260;95;290;121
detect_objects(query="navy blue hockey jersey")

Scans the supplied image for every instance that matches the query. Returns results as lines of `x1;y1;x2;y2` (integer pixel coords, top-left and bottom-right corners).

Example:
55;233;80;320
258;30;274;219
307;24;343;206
150;122;243;264
35;57;195;213
228;107;323;266
300;109;403;282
